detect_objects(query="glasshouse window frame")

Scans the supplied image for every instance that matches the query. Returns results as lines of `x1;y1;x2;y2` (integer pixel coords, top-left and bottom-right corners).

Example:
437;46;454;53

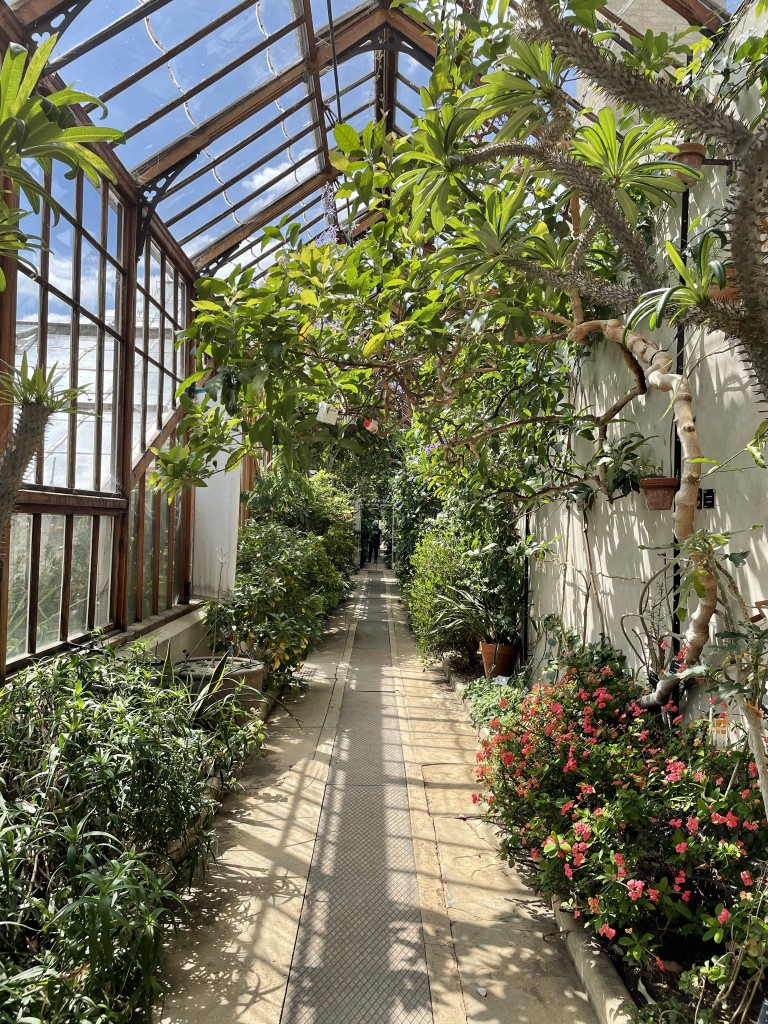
0;98;197;679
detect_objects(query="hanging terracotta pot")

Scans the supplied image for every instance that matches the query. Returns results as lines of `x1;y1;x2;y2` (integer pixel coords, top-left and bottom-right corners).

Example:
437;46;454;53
480;640;519;678
640;477;679;511
709;267;739;303
670;142;706;188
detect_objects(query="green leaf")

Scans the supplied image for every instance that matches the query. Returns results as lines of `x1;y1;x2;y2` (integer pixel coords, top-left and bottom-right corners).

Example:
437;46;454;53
333;123;360;155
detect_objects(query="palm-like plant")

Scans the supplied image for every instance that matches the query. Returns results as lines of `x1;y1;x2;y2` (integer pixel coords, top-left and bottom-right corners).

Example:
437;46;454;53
568;108;689;226
625;227;733;333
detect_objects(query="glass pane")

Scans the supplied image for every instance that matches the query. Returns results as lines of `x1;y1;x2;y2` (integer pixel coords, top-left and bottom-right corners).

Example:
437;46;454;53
145;359;160;442
132;351;145;458
101;336;120;492
147;301;162;362
143;492;156;616
107;189;124;264
80;238;101;316
135;288;145;351
177;279;188;327
82;178;103;244
69;516;92;637
74;415;95;490
48;217;75;298
173;499;183;606
50;163;77;219
164;264;175;315
163;371;176;423
163;321;174;374
105;263;122;330
95;518;114;628
16;279;40;368
127;483;140;624
149;246;162;303
37;515;66;649
7;514;32;660
43;412;69;487
158;498;169;614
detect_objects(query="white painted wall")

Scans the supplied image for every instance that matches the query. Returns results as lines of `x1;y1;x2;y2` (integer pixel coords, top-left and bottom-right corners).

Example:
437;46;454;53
191;455;241;600
528;1;768;686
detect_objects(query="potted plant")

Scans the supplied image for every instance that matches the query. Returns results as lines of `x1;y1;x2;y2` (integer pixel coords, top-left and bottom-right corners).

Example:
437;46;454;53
670;141;707;188
431;584;521;677
637;454;679;511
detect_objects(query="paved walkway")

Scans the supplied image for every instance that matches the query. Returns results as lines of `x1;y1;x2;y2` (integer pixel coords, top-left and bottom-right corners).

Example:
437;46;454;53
160;568;597;1024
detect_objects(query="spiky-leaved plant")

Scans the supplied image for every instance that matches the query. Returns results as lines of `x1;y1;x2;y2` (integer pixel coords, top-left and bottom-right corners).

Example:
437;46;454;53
0;358;86;540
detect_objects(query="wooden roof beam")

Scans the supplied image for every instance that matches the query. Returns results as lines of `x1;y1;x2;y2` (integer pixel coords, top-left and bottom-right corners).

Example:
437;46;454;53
658;0;727;31
192;169;337;270
9;0;76;24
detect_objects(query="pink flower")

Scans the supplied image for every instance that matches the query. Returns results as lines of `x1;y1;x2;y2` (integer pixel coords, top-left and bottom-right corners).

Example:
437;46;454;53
741;871;754;886
669;818;683;828
648;888;660;903
744;821;758;831
665;761;685;783
471;793;479;804
614;853;625;866
675;842;688;854
686;816;699;834
599;924;616;940
718;908;730;925
564;864;574;879
681;890;691;902
627;879;646;901
588;896;600;914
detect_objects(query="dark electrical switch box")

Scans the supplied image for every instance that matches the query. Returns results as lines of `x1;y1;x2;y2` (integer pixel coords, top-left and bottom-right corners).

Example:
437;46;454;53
702;489;715;509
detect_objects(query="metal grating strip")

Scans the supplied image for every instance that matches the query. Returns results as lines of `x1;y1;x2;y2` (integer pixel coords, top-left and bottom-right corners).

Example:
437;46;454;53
281;573;433;1024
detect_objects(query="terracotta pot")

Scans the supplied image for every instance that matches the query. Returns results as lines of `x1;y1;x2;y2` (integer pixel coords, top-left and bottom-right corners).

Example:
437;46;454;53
480;640;519;678
709;267;739;303
640;477;679;511
671;142;706;188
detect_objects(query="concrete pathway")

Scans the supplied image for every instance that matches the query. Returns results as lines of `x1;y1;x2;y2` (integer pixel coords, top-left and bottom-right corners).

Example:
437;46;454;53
159;568;597;1024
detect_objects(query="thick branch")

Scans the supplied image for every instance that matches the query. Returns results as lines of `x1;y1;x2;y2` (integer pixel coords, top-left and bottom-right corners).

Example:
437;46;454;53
569;318;715;703
525;0;752;155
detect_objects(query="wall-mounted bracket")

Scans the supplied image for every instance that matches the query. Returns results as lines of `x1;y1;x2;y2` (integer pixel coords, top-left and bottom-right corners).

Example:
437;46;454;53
136;154;196;261
199;243;240;278
344;25;432;70
29;0;94;44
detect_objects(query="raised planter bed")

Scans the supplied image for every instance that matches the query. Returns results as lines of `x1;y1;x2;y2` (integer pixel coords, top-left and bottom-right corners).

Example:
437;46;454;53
440;656;635;1024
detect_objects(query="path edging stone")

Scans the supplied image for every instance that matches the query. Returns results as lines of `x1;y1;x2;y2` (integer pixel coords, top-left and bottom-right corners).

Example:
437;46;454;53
440;658;635;1024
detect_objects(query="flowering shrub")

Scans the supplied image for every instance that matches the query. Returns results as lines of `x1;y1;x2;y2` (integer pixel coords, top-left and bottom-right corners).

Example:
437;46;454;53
474;639;768;1013
462;674;527;727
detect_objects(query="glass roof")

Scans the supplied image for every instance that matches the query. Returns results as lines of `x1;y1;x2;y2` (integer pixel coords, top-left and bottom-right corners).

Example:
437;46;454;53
9;0;438;274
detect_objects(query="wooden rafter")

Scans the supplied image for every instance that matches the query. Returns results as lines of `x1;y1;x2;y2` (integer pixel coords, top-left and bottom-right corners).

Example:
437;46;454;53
658;0;727;31
9;0;74;23
192;170;336;270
